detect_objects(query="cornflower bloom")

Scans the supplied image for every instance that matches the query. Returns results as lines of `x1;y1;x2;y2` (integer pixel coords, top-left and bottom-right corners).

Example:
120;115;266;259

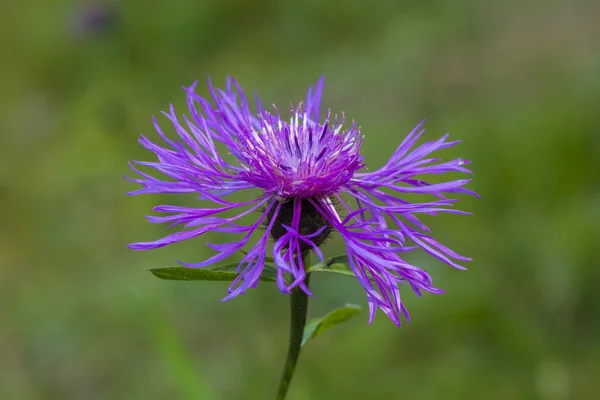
127;77;477;326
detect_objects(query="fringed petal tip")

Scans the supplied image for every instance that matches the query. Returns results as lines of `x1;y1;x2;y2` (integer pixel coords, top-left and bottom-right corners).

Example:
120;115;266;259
182;80;199;93
127;242;155;250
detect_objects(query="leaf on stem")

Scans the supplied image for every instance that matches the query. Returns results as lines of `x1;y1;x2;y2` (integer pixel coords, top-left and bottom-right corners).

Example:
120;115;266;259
301;304;361;347
149;263;278;282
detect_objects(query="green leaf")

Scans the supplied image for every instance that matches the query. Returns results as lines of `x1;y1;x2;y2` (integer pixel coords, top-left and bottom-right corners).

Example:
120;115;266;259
149;263;278;282
308;263;356;279
306;254;360;279
301;304;361;347
307;255;411;282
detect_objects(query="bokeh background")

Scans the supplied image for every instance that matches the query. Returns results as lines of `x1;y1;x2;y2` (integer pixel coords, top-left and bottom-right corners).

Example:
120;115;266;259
2;0;599;399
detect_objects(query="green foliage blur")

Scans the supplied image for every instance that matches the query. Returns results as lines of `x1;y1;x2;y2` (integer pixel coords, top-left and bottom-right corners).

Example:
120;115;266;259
2;0;599;399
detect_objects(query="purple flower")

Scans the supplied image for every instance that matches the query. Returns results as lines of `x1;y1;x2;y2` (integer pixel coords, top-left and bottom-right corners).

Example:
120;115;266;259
127;77;477;326
71;2;115;37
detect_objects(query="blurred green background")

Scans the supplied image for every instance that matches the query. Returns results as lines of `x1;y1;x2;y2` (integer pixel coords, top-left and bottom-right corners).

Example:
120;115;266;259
2;0;600;399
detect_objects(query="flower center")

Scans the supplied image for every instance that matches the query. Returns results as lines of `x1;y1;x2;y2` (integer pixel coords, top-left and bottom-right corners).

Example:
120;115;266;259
236;107;365;198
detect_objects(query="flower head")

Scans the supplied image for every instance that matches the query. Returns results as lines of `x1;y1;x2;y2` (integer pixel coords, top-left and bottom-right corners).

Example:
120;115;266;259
127;76;477;326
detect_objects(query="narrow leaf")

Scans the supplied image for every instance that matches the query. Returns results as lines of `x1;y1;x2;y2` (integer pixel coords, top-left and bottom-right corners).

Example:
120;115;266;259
308;262;357;279
149;263;278;282
306;254;363;280
310;254;350;270
307;255;411;282
301;304;361;347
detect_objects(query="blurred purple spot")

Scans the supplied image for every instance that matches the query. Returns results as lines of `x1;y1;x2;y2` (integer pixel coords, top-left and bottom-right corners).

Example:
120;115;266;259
71;1;115;37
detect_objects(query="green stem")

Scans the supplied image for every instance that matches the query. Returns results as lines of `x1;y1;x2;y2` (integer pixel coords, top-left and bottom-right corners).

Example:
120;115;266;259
275;252;311;400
